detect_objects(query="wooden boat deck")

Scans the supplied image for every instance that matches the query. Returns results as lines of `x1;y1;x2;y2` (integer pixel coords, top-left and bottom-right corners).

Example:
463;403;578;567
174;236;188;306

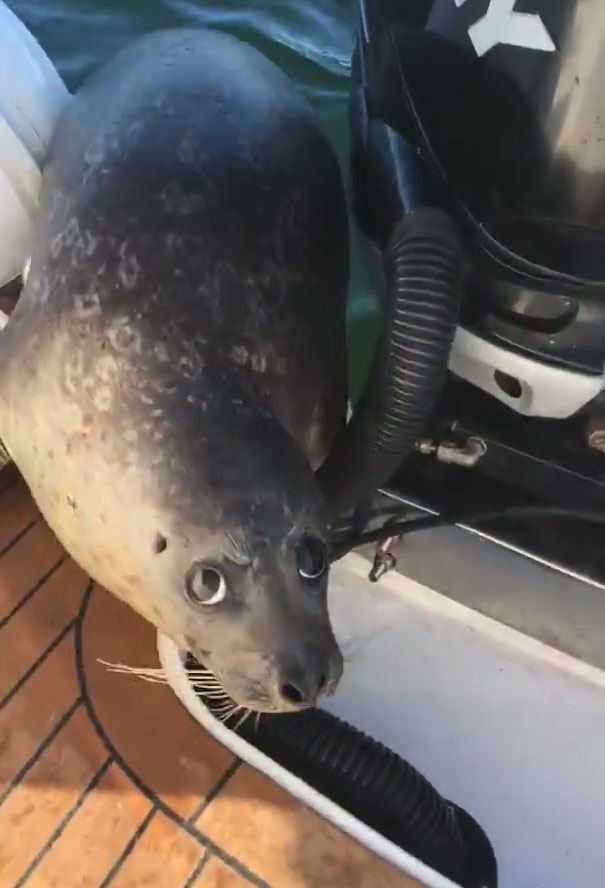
0;464;425;888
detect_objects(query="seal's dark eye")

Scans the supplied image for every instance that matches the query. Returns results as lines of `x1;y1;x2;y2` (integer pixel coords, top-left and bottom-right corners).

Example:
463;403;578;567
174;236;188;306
296;536;327;583
185;563;227;606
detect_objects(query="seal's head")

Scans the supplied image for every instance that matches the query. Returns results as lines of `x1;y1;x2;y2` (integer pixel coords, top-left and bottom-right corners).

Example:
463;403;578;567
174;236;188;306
155;444;342;711
88;382;345;715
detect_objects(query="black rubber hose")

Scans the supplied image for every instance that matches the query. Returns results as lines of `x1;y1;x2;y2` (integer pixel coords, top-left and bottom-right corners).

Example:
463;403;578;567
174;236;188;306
188;661;497;888
317;207;463;518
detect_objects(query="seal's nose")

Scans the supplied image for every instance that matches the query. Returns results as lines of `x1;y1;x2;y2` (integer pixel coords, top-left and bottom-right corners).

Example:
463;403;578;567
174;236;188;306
276;642;343;709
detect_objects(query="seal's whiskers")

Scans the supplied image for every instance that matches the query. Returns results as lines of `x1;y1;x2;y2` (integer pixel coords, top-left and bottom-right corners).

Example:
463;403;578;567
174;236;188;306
190;688;230;700
234;707;254;731
99;658;259;732
216;704;240;722
97;659;226;690
97;661;173;684
97;660;225;695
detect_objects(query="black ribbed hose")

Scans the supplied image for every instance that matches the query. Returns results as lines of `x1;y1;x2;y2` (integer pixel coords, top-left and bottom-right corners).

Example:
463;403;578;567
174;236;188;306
188;662;497;888
318;207;463;518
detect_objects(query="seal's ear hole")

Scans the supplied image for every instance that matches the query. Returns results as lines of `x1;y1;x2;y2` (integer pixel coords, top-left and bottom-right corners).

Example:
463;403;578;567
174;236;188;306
154;534;168;554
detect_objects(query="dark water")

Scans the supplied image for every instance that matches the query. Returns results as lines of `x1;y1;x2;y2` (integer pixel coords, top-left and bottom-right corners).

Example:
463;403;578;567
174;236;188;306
8;0;381;398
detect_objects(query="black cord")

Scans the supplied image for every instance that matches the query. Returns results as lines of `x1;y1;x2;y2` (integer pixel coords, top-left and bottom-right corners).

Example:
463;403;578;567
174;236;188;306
331;503;605;562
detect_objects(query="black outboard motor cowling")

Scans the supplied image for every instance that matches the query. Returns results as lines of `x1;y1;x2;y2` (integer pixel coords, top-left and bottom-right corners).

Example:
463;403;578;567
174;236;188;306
352;0;605;421
425;0;605;279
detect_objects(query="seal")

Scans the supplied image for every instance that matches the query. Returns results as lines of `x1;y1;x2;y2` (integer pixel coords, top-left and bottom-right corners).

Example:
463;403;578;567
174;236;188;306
0;28;350;713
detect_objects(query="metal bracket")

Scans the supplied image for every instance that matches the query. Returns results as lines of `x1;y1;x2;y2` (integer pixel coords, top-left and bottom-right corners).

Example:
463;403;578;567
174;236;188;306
417;436;487;468
369;535;398;582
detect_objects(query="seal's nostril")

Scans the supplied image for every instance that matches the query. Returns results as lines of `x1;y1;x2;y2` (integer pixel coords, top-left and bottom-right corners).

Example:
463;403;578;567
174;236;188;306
279;671;328;707
280;682;306;705
277;644;341;708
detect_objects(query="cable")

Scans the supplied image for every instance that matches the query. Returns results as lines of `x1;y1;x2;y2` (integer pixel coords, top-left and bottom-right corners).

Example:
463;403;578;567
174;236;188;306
331;503;605;562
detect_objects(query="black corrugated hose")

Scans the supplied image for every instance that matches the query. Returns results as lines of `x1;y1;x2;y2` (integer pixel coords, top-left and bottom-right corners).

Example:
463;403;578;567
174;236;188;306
188;658;497;888
318;206;463;518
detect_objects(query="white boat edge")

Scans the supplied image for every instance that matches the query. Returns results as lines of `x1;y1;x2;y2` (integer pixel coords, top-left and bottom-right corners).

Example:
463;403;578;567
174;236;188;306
157;602;465;888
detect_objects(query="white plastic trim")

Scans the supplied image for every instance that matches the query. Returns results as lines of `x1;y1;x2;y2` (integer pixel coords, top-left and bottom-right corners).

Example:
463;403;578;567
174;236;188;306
157;630;464;888
0;165;35;289
0;1;71;165
449;326;605;418
0;113;41;218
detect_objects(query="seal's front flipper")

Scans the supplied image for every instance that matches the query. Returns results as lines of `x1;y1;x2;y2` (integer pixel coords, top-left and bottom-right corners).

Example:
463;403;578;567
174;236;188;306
0;306;9;469
0;435;10;470
0;274;20;469
0;309;11;469
0;273;24;327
